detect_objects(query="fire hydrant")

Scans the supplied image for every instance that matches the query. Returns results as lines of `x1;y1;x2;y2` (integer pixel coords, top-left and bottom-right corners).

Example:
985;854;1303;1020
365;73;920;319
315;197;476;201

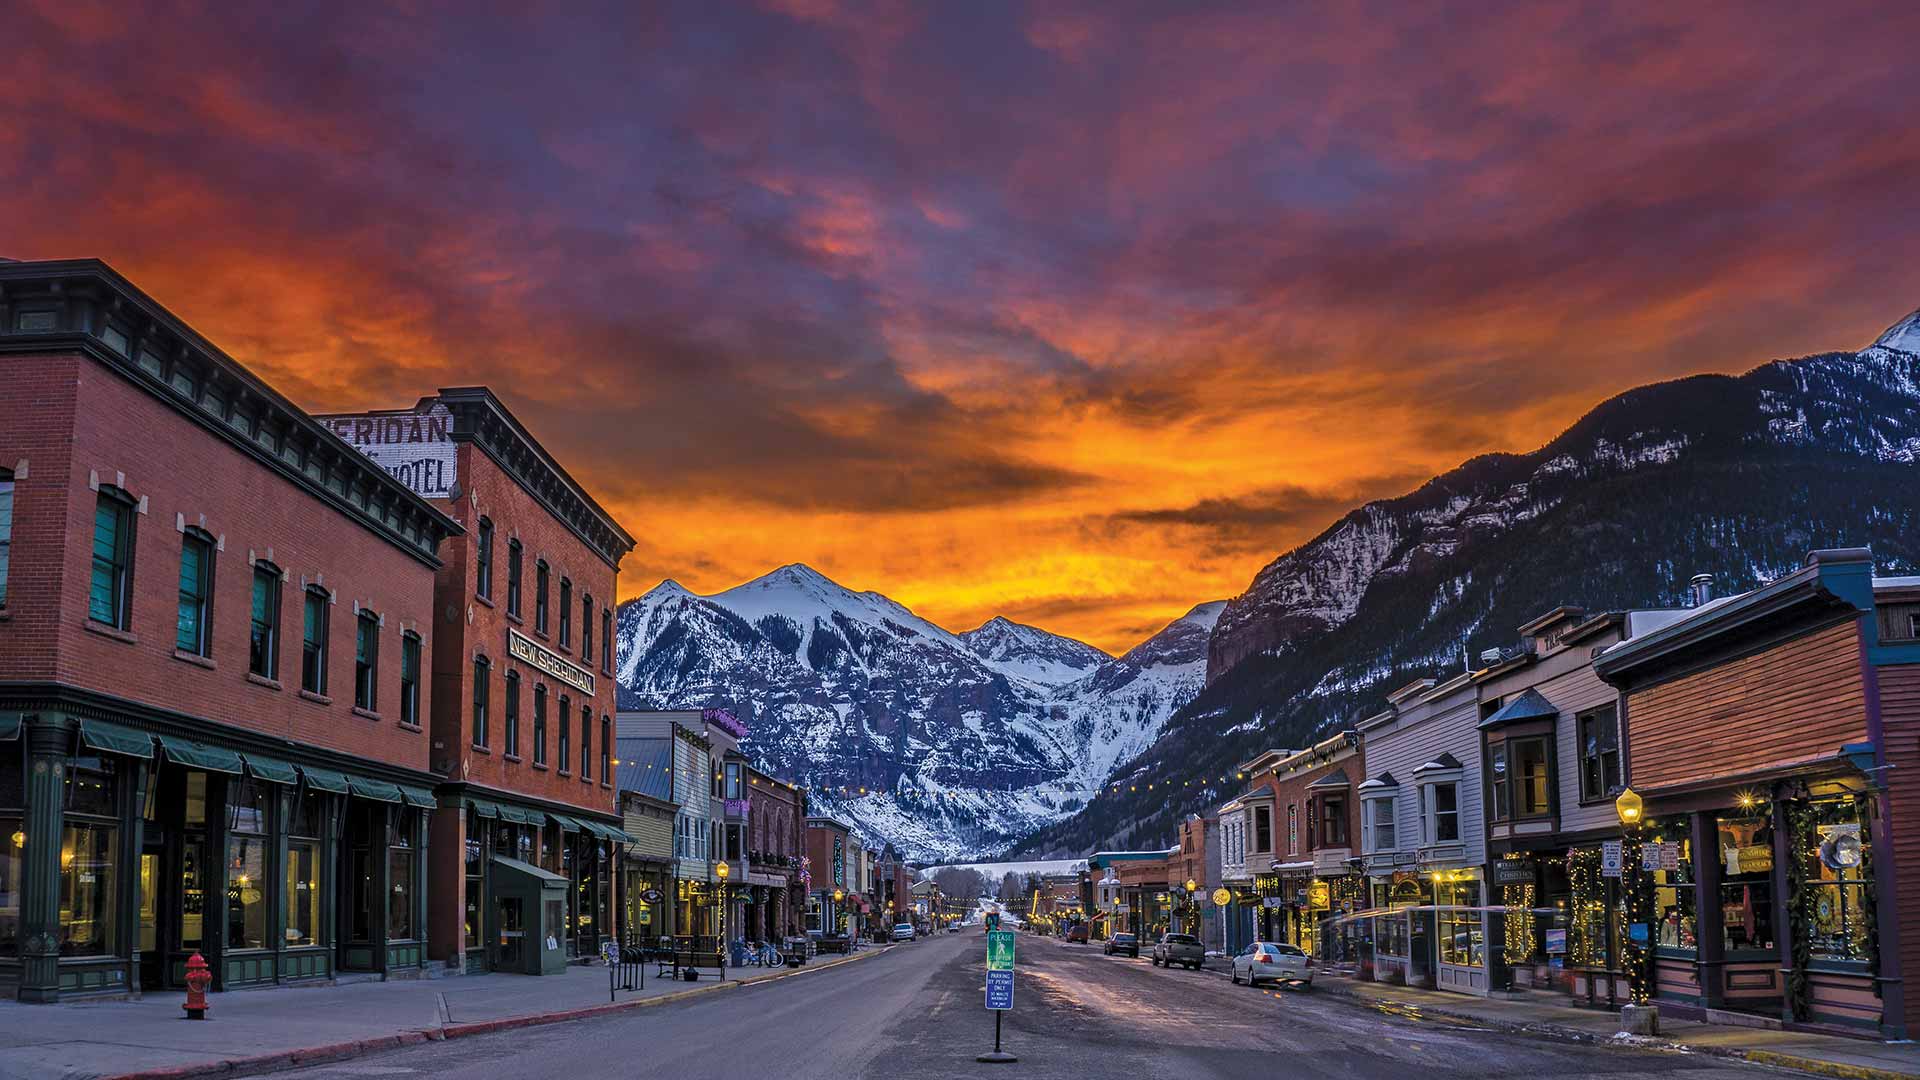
183;951;212;1020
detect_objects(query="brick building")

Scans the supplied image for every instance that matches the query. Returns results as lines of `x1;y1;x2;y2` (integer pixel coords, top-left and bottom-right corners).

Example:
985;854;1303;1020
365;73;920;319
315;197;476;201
805;815;854;935
1259;731;1364;954
0;260;459;1000
319;390;635;974
742;758;807;941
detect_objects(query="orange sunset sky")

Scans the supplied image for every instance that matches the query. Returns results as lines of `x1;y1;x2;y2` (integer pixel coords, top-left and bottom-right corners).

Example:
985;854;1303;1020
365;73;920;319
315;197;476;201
7;1;1918;652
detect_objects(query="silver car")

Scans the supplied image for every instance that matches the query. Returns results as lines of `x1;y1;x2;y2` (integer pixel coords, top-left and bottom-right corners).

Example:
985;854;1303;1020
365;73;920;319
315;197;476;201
1230;941;1313;988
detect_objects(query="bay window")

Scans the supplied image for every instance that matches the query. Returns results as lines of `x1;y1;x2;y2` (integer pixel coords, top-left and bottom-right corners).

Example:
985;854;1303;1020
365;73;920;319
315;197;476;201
1364;795;1396;852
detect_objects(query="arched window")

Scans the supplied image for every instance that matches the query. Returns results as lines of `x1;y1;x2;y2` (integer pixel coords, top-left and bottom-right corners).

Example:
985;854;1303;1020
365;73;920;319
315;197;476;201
475;516;494;600
506;539;524;616
89;485;137;629
472;655;491;748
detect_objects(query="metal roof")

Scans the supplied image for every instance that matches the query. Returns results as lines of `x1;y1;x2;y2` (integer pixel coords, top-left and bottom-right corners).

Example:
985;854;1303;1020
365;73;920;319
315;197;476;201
615;736;674;803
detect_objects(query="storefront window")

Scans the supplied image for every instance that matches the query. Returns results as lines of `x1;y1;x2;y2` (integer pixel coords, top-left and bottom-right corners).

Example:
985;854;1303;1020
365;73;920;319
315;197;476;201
1717;815;1775;953
0;742;21;956
1435;878;1483;966
227;778;269;950
61;755;119;956
1806;801;1872;964
465;809;483;946
390;807;416;941
1648;819;1695;951
287;788;323;947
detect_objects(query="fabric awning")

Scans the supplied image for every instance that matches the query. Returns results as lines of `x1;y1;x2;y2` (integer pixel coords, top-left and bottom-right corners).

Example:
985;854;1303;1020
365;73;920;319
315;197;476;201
399;784;439;809
0;712;20;741
300;765;350;793
242;754;299;785
156;735;244;775
347;776;403;804
548;813;585;833
497;804;536;825
465;797;501;819
78;719;154;759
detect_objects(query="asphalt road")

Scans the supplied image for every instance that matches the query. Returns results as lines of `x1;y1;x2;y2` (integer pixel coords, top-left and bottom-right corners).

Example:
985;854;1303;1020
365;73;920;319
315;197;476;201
277;932;1775;1080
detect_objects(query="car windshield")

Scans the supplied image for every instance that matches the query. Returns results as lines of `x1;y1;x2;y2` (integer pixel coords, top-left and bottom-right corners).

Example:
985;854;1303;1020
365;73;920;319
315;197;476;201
1259;944;1305;956
895;924;913;930
1166;934;1199;945
1114;933;1135;942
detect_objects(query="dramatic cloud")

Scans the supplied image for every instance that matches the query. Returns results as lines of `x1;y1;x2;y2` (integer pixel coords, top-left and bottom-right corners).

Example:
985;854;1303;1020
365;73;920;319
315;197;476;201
6;0;1917;650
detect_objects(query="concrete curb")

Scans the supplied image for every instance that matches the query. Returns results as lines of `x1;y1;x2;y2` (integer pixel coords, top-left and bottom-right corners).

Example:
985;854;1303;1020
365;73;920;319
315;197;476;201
1307;979;1919;1080
100;948;888;1080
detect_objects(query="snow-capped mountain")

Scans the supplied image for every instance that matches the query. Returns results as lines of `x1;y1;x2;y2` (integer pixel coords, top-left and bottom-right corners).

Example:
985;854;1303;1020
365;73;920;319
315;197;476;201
959;616;1109;688
615;565;1220;861
1015;309;1920;857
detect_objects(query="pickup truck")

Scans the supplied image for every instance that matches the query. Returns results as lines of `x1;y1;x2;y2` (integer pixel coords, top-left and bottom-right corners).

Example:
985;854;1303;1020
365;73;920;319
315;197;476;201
1150;933;1206;970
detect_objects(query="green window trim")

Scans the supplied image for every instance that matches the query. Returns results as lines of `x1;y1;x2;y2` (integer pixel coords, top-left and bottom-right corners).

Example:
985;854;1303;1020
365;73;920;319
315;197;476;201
242;754;299;785
299;765;350;794
156;735;244;774
77;719;155;759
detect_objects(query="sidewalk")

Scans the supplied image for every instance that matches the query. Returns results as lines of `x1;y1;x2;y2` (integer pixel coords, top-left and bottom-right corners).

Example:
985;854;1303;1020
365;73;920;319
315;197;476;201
1;947;888;1080
1067;940;1920;1080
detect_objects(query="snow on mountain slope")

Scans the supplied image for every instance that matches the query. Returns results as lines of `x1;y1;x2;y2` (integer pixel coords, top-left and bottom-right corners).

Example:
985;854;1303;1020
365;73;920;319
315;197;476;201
617;567;1219;861
1870;308;1920;358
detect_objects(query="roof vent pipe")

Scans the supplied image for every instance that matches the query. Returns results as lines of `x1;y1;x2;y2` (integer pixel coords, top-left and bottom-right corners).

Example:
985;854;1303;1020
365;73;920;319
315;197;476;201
1690;573;1714;608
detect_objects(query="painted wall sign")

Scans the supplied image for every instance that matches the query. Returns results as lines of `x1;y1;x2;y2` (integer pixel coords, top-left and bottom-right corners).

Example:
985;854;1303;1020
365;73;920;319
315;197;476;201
508;627;595;695
319;405;457;499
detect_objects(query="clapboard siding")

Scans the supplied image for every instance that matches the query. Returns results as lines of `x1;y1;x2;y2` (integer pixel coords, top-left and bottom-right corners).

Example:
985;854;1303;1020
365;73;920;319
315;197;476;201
1628;622;1865;791
1878;662;1920;1039
1362;680;1485;868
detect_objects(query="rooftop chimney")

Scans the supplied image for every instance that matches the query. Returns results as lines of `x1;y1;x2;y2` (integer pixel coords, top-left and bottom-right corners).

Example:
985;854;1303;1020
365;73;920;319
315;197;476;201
1689;573;1714;608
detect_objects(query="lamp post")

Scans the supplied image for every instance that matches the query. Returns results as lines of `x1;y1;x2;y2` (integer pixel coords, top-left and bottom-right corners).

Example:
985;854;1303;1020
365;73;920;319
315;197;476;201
1614;788;1656;1033
715;860;730;979
1184;878;1198;934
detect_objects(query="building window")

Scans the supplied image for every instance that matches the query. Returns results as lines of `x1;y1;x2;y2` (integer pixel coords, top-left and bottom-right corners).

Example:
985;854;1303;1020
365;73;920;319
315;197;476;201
533;685;548;765
301;588;329;694
354;611;379;710
249;563;281;678
1434;878;1484;966
557;694;571;774
504;670;521;757
399;632;421;727
601;608;614;675
175;529;215;656
1365;796;1396;852
1285;805;1298;854
61;755;120;956
1578;706;1622;801
287;787;324;947
1250;805;1271;854
507;539;523;616
475;516;494;600
1512;736;1552;818
227;779;269;950
580;703;592;779
559;578;572;647
600;715;610;782
0;469;12;608
1804;802;1872;963
472;656;490;748
725;762;743;801
1320;795;1348;847
1424;782;1461;843
535;561;550;634
89;487;136;628
582;593;593;663
389;808;416;941
1718;815;1775;953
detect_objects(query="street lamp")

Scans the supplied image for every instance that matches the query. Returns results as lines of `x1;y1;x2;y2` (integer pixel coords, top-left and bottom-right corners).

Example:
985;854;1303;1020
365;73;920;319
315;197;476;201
1614;788;1653;1023
715;860;730;977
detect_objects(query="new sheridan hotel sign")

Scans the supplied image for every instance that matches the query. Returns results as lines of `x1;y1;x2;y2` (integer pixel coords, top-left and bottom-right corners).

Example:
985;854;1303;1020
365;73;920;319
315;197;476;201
508;628;594;695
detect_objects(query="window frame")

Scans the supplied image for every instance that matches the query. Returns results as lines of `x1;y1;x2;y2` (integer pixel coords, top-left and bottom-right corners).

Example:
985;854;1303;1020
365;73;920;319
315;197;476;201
533;684;548;766
1319;793;1349;848
301;587;330;695
354;610;380;711
472;655;491;749
0;468;13;609
1364;794;1397;853
600;715;611;784
557;694;571;774
535;560;550;635
582;592;593;663
249;562;282;679
475;516;494;600
506;539;523;617
1577;705;1623;804
601;608;614;675
1421;779;1462;844
580;703;592;779
504;669;521;758
89;486;137;630
559;577;572;648
399;631;421;727
175;528;216;656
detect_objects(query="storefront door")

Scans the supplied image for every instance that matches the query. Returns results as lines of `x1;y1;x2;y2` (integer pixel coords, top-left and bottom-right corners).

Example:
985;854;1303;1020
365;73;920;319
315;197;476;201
137;838;167;991
495;896;524;970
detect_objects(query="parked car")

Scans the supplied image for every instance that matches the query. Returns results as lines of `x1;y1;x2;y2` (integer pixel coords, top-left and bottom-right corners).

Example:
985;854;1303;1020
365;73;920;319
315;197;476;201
946;923;962;933
1150;933;1206;969
1230;942;1313;988
891;923;916;942
1103;932;1139;957
1065;924;1089;944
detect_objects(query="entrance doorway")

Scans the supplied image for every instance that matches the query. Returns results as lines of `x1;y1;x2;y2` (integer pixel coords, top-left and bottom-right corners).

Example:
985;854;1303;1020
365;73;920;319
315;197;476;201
137;839;165;991
496;896;524;970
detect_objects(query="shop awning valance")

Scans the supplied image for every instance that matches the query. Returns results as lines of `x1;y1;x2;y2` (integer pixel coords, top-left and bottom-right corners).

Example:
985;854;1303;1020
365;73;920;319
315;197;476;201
347;776;404;804
548;813;584;833
497;804;537;825
300;765;350;793
399;784;439;809
465;797;501;819
242;754;299;785
0;712;21;741
156;735;244;775
589;820;636;843
79;719;155;759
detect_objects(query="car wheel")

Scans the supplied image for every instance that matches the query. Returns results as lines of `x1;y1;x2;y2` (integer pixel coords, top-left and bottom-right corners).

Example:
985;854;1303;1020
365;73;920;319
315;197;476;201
1230;968;1239;985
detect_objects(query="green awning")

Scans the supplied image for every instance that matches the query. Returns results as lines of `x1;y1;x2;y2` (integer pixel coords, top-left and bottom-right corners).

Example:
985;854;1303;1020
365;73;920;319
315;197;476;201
500;805;537;825
399;784;439;809
582;820;631;843
464;797;500;819
300;766;350;794
548;813;585;833
242;754;299;785
0;713;20;741
347;776;403;804
156;735;243;775
78;719;155;759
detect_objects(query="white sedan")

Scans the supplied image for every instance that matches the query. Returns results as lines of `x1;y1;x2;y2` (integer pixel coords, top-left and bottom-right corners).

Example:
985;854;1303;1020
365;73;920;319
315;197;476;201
1229;942;1314;988
891;923;916;941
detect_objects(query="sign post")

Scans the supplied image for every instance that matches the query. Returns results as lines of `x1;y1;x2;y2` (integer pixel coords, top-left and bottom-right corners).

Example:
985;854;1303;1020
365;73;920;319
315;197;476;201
979;930;1017;1064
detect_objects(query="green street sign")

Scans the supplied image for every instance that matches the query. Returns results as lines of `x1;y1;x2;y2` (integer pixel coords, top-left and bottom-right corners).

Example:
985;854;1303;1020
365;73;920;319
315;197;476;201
987;930;1016;972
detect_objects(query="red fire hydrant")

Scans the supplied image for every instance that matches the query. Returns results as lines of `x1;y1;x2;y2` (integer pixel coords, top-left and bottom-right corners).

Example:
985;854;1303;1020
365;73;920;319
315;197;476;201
183;951;212;1020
